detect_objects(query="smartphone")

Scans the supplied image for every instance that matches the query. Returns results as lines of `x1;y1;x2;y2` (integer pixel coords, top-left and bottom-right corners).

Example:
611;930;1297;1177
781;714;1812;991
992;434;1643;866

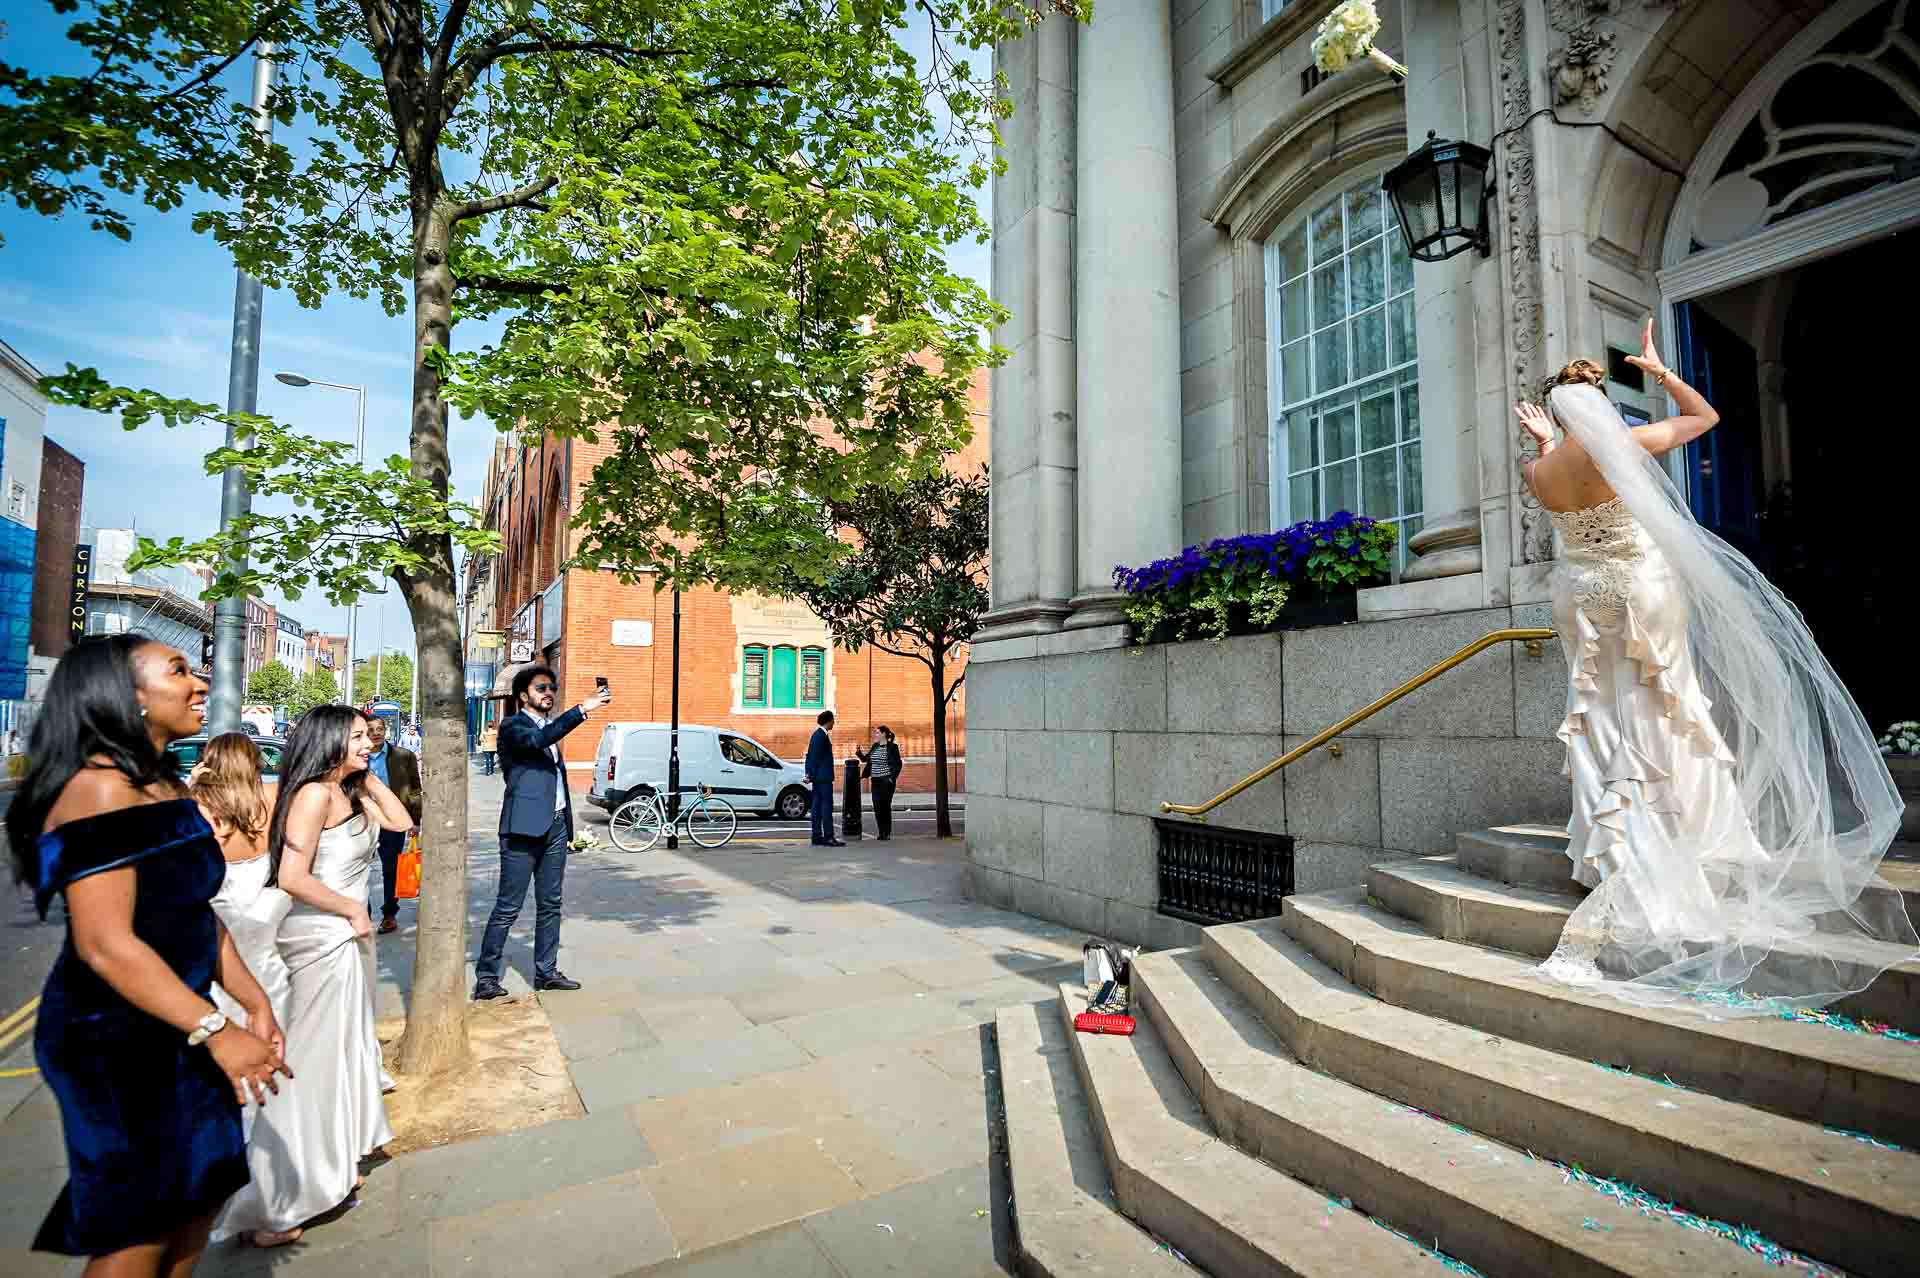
595;676;609;692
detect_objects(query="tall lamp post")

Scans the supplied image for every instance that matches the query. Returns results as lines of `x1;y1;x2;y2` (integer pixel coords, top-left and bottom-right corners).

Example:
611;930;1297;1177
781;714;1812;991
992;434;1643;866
276;371;366;704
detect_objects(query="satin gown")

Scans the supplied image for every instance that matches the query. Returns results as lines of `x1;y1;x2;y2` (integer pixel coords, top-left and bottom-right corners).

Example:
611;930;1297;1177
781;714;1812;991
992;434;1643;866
30;799;248;1256
207;852;293;1239
1542;497;1768;983
216;811;393;1236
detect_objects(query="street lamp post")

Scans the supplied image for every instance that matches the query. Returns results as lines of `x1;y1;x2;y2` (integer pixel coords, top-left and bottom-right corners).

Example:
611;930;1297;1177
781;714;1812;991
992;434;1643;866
276;371;366;705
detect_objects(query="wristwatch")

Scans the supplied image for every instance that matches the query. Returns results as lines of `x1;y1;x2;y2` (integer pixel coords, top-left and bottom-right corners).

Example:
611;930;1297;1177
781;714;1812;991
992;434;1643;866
187;1009;228;1047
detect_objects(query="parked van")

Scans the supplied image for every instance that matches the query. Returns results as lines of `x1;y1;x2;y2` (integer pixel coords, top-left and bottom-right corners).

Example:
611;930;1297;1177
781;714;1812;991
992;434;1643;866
588;723;813;820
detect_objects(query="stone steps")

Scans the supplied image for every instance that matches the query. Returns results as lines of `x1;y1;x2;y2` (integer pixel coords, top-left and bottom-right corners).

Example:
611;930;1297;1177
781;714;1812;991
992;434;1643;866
1368;855;1920;1030
1129;946;1785;1278
1281;887;1920;1148
993;1001;1192;1277
1053;982;1438;1277
1195;921;1920;1278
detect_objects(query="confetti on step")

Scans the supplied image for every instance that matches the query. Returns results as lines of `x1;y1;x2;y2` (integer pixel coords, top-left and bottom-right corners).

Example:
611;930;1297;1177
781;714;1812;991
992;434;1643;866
1824;1126;1906;1152
1684;991;1920;1042
1581;1218;1610;1232
1556;1163;1843;1276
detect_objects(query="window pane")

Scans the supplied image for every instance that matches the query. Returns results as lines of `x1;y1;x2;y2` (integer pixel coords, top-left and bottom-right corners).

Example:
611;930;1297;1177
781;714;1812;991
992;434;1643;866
770;646;798;709
1312;260;1347;328
1397;515;1423;571
1325;459;1357;514
1280;339;1309;405
1401;441;1423;515
1314;327;1347;393
1352;308;1388;379
1348;184;1382;241
743;649;767;705
1280;275;1309;342
1310;198;1342;263
1389;224;1413;295
1359;387;1395;451
1400;380;1421;440
800;649;825;707
1389;293;1417;365
1349;238;1386;311
1361;446;1397;517
1286;408;1316;470
1324;405;1355;460
1289;472;1316;522
1275;221;1309;281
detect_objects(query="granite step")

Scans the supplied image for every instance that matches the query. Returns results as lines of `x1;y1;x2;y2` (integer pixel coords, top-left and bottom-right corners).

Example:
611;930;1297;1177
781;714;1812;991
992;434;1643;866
994;1001;1193;1278
1455;827;1920;926
1053;983;1435;1278
1281;887;1920;1148
1368;855;1920;1031
1130;947;1786;1278
1197;922;1920;1278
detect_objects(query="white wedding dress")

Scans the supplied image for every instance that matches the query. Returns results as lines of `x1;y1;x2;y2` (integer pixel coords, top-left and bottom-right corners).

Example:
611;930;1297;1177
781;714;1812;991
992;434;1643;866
1534;384;1916;1014
216;812;393;1236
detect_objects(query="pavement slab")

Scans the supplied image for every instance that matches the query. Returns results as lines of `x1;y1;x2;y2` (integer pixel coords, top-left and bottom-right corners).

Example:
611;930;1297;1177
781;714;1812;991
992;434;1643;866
570;1024;815;1110
618;1222;843;1278
427;1171;676;1277
639;1128;867;1254
799;1162;1003;1278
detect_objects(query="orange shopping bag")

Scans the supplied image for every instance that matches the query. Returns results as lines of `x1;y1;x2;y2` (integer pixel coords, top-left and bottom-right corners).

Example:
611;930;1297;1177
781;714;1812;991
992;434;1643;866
395;835;422;899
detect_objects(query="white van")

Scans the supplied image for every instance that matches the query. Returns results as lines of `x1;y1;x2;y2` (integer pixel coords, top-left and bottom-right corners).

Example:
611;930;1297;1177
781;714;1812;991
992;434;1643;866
588;722;813;820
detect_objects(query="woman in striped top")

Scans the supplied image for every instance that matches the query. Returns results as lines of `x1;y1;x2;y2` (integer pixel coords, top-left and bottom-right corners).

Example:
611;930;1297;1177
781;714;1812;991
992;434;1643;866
862;726;903;841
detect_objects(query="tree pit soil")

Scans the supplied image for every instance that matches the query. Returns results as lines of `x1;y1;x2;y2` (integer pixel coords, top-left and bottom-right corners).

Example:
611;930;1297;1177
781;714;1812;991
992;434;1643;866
375;994;582;1155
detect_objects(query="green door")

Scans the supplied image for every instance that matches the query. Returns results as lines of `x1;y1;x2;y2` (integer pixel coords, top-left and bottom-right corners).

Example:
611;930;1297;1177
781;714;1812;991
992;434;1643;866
770;646;798;709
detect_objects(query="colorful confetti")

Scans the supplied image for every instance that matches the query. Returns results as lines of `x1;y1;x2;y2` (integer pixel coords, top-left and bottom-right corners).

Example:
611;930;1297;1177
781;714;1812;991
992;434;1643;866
1824;1126;1907;1152
1686;991;1920;1042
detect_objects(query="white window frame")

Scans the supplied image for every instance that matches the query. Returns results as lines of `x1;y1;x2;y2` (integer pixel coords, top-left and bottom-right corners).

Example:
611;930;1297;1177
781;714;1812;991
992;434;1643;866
1260;0;1291;21
1263;164;1423;567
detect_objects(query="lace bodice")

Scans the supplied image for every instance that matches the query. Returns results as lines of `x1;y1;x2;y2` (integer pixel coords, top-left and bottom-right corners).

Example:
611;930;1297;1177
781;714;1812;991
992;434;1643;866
1549;497;1644;562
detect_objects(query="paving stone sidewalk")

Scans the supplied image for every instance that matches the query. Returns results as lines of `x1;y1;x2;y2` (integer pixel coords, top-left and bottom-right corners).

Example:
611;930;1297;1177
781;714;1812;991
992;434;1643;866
0;772;1080;1277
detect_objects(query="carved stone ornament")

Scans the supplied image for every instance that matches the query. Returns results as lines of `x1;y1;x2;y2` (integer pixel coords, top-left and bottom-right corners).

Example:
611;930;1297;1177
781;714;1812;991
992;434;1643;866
1549;23;1618;111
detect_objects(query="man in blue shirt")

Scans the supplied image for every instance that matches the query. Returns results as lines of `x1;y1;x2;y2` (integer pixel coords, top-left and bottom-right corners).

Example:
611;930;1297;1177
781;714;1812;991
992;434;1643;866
804;710;844;847
364;715;422;933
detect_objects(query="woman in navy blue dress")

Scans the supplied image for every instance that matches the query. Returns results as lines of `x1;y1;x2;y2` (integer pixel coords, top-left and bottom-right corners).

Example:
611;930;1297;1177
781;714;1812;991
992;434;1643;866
5;636;292;1275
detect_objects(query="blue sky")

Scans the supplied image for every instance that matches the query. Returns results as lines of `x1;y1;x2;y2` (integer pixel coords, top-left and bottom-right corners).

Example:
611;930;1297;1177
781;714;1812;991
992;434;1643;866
0;5;992;658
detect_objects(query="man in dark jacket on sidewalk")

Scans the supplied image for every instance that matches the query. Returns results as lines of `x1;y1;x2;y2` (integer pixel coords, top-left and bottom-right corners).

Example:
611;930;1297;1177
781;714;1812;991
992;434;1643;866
805;710;844;847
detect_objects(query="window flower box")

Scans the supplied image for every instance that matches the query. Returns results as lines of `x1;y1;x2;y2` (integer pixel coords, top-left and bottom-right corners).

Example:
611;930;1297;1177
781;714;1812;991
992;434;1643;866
1114;513;1394;645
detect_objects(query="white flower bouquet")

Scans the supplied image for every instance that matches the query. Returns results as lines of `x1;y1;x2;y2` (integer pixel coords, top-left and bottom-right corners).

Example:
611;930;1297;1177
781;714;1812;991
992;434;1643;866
1879;720;1920;756
1312;0;1409;80
568;832;599;852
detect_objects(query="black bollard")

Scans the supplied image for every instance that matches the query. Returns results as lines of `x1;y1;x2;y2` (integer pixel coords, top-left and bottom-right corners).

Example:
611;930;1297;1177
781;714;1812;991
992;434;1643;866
842;757;864;840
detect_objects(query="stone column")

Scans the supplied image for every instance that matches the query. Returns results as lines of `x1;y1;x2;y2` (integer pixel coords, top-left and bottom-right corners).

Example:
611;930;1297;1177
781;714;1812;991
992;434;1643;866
1067;0;1183;630
977;18;1079;642
1398;0;1485;584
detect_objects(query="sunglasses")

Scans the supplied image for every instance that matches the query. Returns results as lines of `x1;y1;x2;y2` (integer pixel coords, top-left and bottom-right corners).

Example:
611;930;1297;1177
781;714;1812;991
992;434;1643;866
528;682;556;692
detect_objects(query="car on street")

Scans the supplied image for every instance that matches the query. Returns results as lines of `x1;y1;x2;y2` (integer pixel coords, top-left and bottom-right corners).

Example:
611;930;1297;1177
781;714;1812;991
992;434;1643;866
166;734;287;782
589;722;812;820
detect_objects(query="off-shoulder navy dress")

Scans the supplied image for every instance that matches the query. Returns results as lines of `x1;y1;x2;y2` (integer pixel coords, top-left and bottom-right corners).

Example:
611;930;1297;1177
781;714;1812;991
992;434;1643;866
31;798;248;1256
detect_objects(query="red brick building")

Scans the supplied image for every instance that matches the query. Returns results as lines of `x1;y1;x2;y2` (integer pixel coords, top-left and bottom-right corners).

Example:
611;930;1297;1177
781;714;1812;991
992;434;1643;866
464;375;987;793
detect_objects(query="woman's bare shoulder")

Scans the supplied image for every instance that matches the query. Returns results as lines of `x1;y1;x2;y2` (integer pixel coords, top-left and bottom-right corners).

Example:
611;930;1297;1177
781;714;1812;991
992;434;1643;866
44;766;148;834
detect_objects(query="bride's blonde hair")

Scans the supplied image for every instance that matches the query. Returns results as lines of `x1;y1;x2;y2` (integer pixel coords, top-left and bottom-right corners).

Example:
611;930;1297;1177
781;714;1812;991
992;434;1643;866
190;732;268;843
1541;358;1605;401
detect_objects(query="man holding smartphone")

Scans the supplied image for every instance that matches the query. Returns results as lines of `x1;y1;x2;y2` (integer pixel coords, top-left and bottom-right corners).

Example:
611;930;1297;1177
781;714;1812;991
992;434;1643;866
473;667;612;999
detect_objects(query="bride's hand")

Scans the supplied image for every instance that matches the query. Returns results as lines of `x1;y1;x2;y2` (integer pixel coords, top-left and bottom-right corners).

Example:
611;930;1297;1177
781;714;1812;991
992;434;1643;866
1622;314;1672;383
1514;401;1554;447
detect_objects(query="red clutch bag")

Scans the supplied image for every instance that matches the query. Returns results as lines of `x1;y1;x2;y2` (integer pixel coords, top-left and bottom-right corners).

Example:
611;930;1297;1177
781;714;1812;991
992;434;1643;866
1073;1011;1136;1036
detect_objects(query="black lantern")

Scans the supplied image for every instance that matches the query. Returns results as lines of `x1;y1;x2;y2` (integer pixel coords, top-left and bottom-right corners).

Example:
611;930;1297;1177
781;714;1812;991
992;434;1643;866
1382;131;1495;262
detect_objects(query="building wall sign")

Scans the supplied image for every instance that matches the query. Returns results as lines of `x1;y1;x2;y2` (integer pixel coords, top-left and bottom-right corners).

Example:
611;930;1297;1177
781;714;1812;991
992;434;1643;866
509;601;536;663
610;619;654;647
70;543;92;643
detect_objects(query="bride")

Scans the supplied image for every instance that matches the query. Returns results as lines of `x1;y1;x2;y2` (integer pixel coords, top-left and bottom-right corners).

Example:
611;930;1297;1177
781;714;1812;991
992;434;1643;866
1514;317;1916;1015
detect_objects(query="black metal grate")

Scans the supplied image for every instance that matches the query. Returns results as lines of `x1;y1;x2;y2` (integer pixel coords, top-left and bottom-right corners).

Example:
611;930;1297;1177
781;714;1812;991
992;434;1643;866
1154;819;1294;925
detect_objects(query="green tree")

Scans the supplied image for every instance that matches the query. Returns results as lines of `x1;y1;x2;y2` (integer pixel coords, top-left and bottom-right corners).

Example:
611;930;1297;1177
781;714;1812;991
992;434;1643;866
3;0;1075;1073
246;659;298;707
782;468;986;837
352;650;415;707
289;667;346;720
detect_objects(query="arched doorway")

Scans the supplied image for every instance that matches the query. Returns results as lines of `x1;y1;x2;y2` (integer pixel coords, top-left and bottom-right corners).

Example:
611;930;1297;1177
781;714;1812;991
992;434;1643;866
1657;0;1920;730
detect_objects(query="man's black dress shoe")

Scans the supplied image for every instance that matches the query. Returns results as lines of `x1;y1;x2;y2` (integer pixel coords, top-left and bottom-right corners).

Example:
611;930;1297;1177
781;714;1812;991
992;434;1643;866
472;981;508;1001
824;839;847;848
535;974;583;992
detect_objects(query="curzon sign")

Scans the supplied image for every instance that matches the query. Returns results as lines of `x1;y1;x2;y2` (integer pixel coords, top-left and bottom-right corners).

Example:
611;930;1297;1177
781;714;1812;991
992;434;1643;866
69;544;92;644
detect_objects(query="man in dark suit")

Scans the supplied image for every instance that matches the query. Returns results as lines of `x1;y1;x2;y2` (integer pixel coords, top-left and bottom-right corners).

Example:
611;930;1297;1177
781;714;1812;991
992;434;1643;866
473;665;611;999
805;710;844;847
366;715;423;934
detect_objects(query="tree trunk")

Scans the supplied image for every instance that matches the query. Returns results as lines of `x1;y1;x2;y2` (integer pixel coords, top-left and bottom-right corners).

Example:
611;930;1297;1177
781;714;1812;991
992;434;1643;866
931;647;952;838
395;201;472;1076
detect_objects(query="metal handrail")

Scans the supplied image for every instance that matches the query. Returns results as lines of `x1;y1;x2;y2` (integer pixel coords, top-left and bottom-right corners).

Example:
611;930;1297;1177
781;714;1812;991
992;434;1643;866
1160;627;1557;820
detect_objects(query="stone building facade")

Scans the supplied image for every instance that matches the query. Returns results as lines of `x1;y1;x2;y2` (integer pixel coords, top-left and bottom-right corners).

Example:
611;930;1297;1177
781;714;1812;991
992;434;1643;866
971;0;1913;944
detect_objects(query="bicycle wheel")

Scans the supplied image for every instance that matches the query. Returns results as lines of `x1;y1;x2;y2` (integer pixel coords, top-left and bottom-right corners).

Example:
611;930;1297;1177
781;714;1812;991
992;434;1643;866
684;795;737;849
609;797;664;852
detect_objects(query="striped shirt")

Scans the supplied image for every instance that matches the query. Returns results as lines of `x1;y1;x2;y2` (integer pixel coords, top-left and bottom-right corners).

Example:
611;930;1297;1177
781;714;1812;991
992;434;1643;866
870;744;895;781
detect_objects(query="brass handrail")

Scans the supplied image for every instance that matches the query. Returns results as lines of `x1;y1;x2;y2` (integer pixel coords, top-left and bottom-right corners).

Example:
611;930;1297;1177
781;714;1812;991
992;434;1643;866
1160;627;1557;820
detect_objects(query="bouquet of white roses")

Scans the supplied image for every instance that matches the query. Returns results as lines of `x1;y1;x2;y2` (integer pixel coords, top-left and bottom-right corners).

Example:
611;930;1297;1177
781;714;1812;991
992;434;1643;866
1313;0;1409;79
569;832;599;852
1879;720;1920;756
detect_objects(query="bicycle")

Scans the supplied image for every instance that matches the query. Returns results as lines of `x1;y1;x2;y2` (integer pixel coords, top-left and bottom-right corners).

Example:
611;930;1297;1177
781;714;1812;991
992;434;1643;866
607;785;738;852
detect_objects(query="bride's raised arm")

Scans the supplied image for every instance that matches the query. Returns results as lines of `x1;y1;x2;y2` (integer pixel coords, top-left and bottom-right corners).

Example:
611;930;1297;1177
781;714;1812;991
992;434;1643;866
1622;316;1719;457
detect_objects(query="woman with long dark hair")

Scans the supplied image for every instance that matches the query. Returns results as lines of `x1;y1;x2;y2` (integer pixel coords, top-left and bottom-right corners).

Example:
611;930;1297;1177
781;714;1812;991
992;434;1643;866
229;705;410;1239
5;636;290;1275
